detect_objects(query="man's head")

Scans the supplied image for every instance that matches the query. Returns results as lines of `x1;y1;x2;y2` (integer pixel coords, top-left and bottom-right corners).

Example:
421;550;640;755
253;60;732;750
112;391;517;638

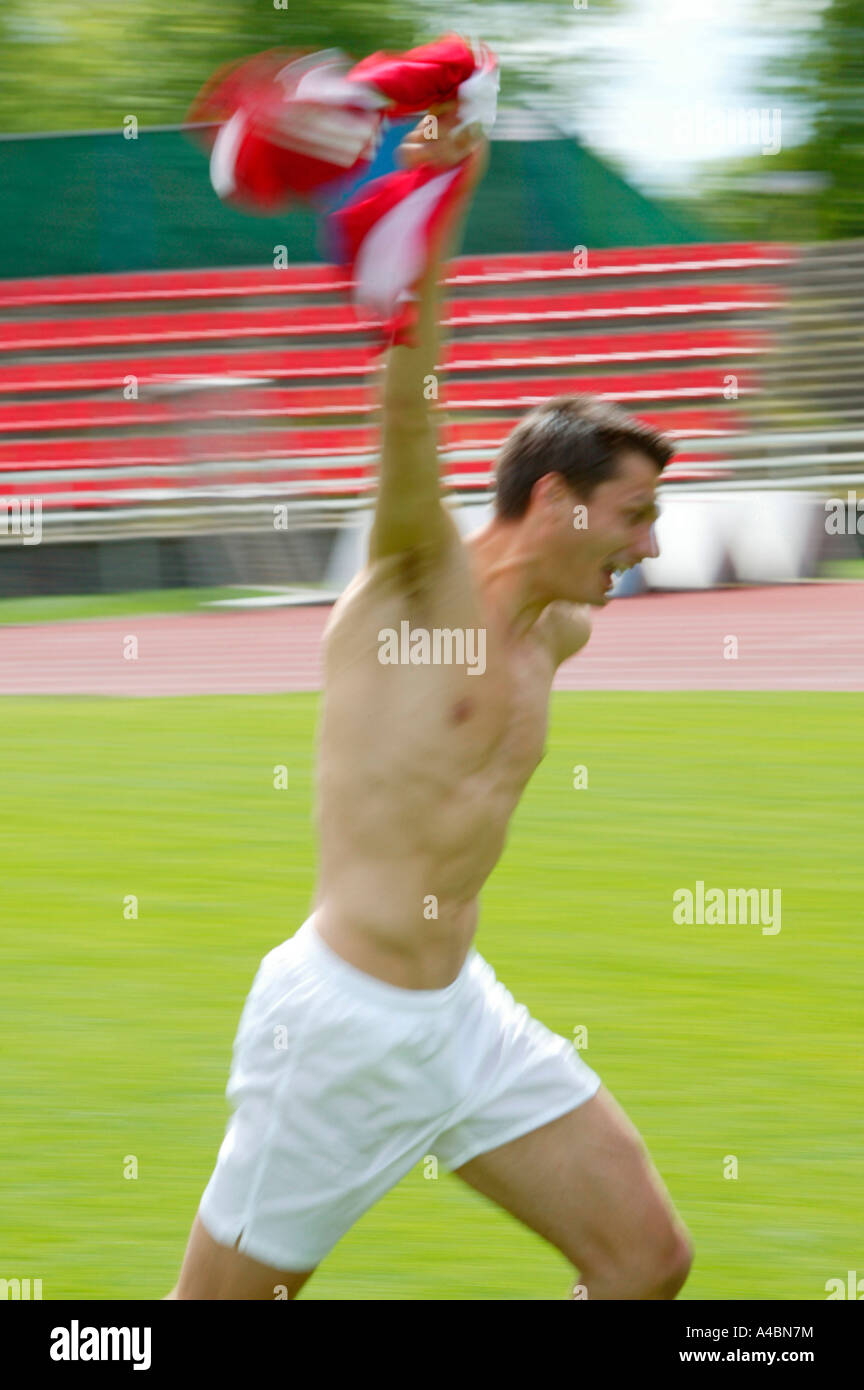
492;394;674;606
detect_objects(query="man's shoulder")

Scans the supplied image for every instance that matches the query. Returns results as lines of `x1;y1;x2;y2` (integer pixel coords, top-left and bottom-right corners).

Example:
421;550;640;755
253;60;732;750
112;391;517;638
365;511;471;597
324;518;470;643
536;601;593;666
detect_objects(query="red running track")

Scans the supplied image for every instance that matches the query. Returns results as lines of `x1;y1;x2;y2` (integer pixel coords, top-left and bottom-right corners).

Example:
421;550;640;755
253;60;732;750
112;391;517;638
0;583;861;695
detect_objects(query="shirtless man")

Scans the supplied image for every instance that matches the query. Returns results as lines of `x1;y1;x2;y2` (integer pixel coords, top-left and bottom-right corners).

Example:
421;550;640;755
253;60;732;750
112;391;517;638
167;118;692;1301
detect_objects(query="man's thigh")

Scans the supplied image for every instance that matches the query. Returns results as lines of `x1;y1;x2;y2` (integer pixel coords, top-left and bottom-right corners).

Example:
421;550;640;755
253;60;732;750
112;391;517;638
169;1213;316;1301
452;1084;689;1288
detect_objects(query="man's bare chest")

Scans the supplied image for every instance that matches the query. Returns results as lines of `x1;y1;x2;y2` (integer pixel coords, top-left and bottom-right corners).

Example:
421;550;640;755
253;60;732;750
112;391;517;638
324;578;554;793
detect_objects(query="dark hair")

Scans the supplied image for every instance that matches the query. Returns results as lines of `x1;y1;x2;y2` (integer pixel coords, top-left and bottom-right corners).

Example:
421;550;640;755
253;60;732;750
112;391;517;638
493;394;674;519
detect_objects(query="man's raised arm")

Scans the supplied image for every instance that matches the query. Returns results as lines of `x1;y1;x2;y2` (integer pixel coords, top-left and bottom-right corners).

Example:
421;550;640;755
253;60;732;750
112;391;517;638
369;127;487;564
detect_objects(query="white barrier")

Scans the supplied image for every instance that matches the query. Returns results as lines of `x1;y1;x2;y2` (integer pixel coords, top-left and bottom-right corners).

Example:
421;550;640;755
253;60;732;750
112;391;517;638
642;490;826;589
323;490;830;596
724;490;826;584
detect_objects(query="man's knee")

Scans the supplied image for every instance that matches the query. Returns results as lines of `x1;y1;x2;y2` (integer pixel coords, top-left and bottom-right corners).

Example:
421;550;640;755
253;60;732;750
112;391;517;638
578;1221;693;1300
651;1227;693;1299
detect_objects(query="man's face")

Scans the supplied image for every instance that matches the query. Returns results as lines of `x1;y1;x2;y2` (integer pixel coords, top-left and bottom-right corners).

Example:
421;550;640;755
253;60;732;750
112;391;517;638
536;450;662;607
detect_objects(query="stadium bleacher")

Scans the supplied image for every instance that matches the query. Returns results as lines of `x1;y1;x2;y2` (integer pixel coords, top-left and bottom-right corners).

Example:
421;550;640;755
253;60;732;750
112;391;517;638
0;242;792;534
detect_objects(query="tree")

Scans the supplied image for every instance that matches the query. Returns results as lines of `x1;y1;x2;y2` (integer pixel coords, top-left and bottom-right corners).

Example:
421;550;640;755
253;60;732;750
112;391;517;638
677;0;864;241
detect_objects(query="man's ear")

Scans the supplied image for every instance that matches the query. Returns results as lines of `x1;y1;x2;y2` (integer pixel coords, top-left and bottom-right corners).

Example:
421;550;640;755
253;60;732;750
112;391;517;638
530;472;566;510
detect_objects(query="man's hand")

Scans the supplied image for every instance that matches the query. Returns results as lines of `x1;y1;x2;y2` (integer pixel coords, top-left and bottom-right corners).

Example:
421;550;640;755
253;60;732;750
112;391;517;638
398;105;488;171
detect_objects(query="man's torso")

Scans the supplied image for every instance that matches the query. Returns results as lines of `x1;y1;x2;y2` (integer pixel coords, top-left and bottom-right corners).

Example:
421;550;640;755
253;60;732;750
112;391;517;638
313;530;569;988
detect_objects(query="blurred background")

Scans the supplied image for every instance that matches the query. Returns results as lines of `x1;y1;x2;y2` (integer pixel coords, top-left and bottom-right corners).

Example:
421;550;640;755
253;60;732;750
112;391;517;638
1;0;863;605
1;1;861;1305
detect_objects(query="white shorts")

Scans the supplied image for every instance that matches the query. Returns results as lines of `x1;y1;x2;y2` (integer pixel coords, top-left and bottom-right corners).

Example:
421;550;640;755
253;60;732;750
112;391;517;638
198;915;601;1270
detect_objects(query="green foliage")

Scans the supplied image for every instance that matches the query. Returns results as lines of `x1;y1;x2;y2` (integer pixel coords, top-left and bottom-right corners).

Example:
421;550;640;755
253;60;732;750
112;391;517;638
0;0;623;135
683;0;864;240
3;1;860;241
0;0;421;135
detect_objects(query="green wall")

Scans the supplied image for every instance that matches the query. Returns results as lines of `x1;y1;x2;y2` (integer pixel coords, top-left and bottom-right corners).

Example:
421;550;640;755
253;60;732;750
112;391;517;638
0;126;705;279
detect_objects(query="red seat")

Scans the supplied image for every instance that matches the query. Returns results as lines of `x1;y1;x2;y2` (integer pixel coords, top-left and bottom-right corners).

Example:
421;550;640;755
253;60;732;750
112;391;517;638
0;244;791;515
0;242;792;309
0;330;769;396
0;368;760;435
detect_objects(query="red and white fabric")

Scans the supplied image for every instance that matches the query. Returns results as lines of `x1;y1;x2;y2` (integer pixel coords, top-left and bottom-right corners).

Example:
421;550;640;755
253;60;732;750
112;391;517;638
189;34;499;345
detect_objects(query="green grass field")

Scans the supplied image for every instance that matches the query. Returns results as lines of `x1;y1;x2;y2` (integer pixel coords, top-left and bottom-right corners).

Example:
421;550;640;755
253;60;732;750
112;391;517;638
2;692;860;1300
0;559;860;626
0;586;291;625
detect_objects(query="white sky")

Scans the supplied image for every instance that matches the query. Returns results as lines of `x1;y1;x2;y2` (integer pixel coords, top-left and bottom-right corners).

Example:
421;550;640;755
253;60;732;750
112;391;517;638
419;0;825;195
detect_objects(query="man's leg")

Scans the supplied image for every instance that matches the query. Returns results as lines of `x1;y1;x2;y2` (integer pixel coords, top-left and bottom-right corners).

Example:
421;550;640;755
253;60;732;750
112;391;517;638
452;1085;692;1300
165;1213;317;1301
